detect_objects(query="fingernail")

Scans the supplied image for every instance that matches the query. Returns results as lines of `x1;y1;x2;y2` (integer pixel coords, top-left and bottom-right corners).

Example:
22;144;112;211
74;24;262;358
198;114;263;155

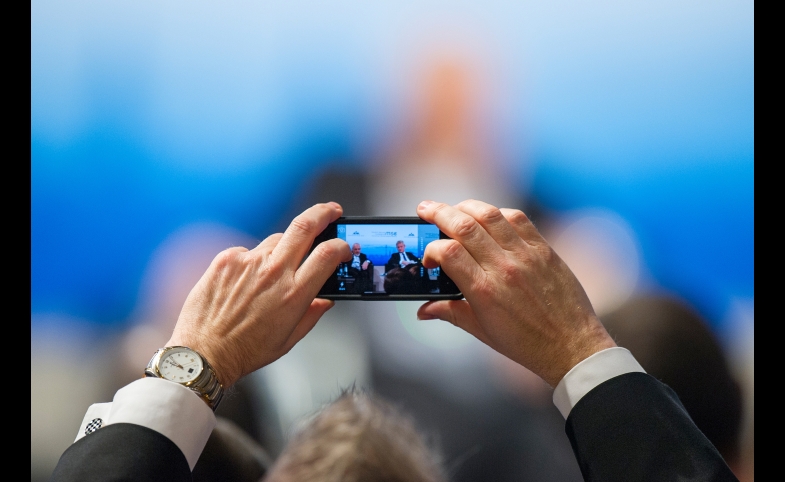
328;202;341;210
417;313;437;320
418;200;434;210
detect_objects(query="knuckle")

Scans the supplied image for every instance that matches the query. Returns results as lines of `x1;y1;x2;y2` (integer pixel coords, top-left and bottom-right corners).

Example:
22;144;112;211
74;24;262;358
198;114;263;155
264;233;283;247
266;258;286;276
478;206;504;224
290;215;316;235
452;216;478;239
311;243;338;263
539;245;557;264
213;248;241;269
442;240;464;261
431;202;449;217
455;199;475;209
506;209;529;225
499;262;521;284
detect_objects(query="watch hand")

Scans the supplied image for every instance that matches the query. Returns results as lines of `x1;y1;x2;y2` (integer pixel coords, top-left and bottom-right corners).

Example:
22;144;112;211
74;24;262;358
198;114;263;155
167;360;185;369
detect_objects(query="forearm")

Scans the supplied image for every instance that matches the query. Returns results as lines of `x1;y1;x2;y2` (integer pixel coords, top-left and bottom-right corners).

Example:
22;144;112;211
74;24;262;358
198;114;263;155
52;378;216;481
564;371;738;481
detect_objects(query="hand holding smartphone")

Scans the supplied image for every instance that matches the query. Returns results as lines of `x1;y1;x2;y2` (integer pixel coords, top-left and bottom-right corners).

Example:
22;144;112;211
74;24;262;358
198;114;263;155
309;217;462;300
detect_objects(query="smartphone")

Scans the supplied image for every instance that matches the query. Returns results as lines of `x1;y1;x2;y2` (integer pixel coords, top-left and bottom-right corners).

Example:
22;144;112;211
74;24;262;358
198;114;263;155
309;217;463;300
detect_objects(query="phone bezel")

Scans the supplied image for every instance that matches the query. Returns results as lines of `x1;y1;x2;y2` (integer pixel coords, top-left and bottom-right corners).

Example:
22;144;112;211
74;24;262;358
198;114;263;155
310;216;463;301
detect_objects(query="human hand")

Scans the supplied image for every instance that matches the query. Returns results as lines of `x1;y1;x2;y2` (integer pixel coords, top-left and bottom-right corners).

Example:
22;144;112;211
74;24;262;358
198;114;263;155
416;200;616;387
166;202;352;388
362;261;370;270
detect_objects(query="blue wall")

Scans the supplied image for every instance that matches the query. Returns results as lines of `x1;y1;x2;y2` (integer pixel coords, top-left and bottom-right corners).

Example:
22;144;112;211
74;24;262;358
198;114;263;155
32;0;753;334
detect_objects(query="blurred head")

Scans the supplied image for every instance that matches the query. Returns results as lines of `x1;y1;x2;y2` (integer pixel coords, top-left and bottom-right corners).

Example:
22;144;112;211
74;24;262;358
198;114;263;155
408;263;430;292
601;296;743;466
396;241;406;253
384;267;416;294
420;59;474;147
352;244;362;255
264;390;445;482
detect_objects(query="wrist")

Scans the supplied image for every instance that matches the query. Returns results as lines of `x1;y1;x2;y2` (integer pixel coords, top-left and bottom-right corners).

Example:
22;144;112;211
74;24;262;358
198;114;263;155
146;344;225;411
542;323;617;388
165;336;238;389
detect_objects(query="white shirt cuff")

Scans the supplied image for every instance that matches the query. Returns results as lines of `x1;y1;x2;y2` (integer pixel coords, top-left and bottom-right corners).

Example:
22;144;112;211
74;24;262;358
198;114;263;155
552;347;645;419
74;378;216;470
74;402;112;442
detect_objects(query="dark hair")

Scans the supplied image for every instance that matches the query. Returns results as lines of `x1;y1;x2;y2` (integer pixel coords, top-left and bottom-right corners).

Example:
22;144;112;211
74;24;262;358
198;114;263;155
601;296;743;464
384;267;416;294
384;264;429;294
264;390;445;482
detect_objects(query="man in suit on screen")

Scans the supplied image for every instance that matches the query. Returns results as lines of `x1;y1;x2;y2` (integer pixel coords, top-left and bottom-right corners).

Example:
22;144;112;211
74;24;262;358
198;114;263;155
342;243;373;293
385;240;420;273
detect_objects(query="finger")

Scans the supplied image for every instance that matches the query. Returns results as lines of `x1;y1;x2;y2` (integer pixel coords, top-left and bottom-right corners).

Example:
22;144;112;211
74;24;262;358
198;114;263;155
282;299;335;353
295;238;352;296
417;200;503;264
455;199;526;251
272;202;343;269
417;300;491;345
499;208;548;247
421;239;484;290
251;233;283;256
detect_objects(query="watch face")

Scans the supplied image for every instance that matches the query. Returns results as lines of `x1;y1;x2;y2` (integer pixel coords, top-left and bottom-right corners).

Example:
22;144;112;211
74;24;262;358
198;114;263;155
159;347;204;383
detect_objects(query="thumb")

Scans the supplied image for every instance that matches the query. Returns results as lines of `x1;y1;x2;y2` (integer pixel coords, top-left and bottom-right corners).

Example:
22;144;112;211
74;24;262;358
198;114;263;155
283;299;335;352
417;300;490;345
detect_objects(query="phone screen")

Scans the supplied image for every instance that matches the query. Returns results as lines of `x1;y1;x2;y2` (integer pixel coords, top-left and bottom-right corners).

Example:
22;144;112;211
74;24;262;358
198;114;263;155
312;218;461;300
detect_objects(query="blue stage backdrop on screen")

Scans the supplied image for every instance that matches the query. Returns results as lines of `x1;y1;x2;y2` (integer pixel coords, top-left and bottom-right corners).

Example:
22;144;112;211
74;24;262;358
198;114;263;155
338;224;439;267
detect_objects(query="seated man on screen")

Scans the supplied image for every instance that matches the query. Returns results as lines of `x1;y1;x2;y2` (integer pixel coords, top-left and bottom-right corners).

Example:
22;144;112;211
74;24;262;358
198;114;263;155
384;240;420;273
341;243;373;293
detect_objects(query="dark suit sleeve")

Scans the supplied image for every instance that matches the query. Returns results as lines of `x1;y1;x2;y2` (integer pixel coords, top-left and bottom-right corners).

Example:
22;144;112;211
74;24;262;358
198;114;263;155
385;254;398;273
408;252;420;263
50;423;191;482
565;372;737;482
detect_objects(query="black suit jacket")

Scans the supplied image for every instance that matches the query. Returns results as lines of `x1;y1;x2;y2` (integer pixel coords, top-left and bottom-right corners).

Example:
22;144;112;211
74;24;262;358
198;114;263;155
343;253;369;270
566;372;737;481
50;373;737;481
385;252;420;273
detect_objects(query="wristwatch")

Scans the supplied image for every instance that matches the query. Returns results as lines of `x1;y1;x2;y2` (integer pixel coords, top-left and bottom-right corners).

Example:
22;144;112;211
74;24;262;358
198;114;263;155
145;346;224;411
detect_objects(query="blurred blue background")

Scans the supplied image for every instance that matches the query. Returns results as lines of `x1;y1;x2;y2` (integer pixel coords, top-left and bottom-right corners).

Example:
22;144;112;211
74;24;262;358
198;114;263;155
31;1;754;478
32;0;753;336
